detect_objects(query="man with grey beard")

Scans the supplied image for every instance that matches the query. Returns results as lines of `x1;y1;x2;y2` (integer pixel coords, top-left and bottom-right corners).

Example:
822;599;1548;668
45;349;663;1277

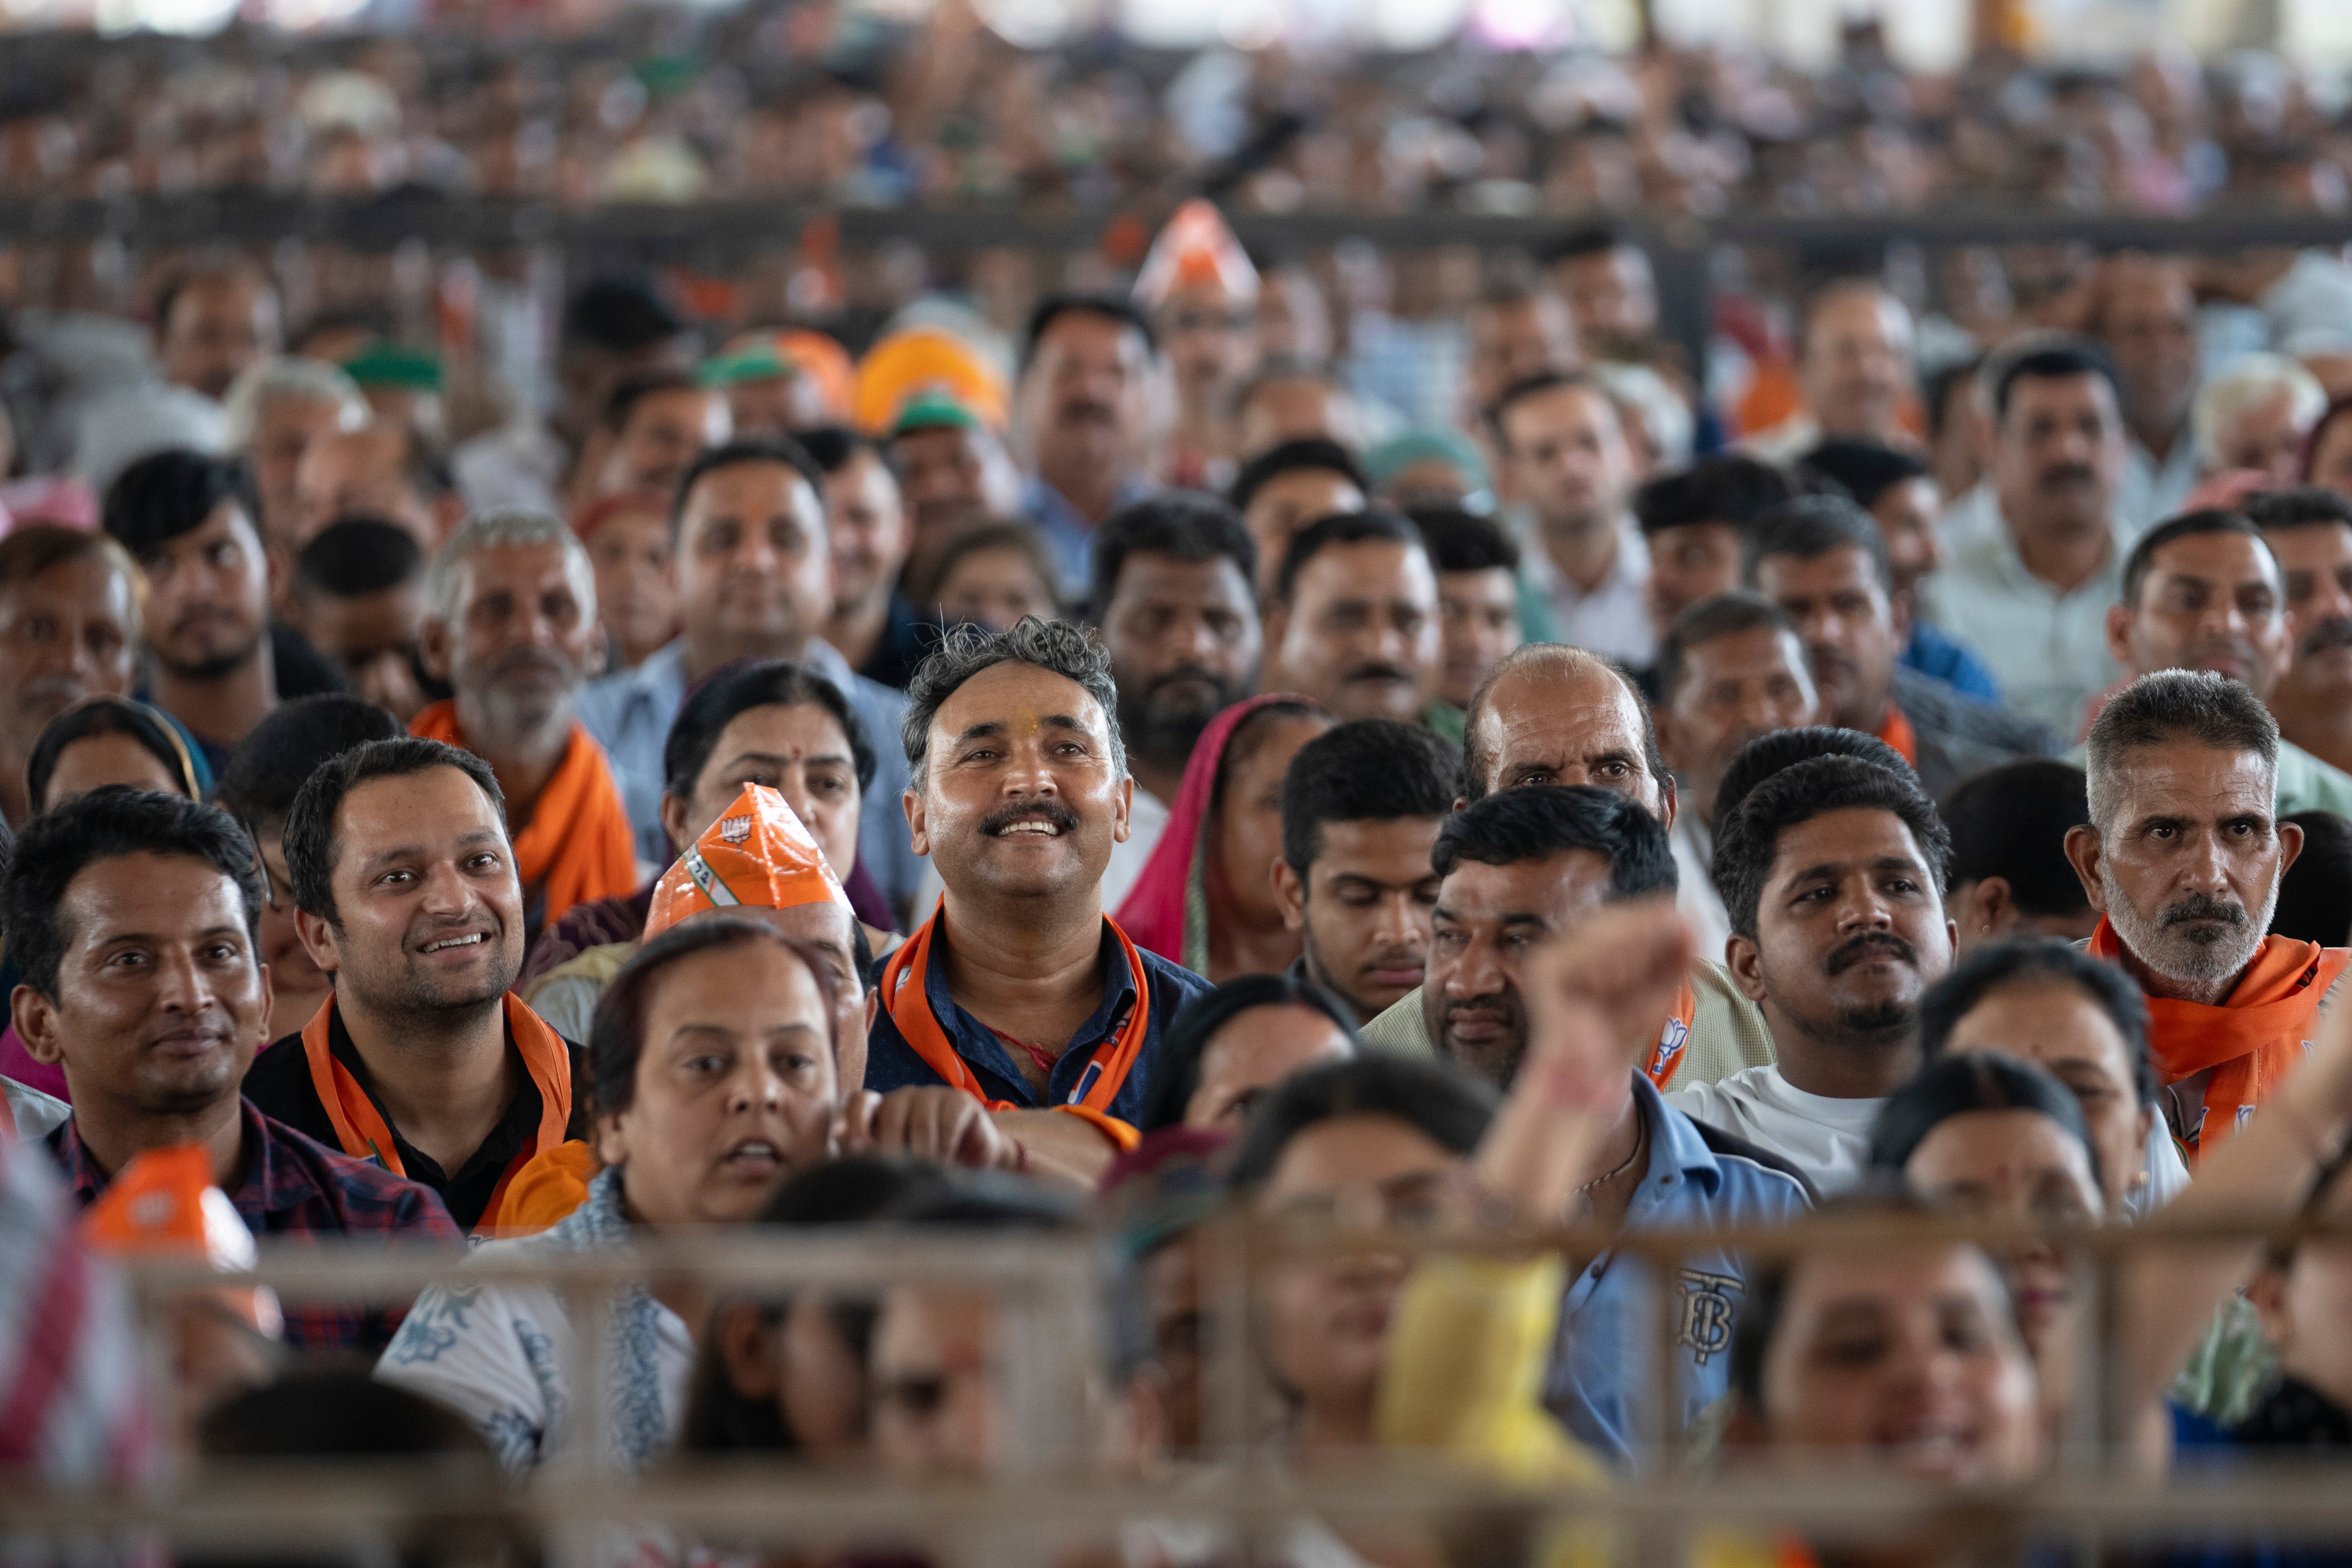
410;511;637;951
2064;669;2349;1161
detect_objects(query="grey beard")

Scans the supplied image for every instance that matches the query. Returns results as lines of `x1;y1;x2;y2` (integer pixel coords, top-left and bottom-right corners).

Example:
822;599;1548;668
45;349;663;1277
2099;861;2278;988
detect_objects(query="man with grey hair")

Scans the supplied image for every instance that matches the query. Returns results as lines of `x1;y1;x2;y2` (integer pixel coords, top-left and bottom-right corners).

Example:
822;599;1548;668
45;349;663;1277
864;617;1214;1182
2191;352;2328;484
413;509;635;948
220;357;368;556
2063;668;2349;1161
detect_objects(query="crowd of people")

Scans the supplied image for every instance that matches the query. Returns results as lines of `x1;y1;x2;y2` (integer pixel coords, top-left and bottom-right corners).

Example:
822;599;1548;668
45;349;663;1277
10;16;2352;1567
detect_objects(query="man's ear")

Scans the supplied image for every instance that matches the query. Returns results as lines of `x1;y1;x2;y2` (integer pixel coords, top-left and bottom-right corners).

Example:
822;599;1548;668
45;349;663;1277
1271;859;1308;934
904;788;929;859
1656;771;1678;834
2063;824;2108;913
1111;772;1133;846
584;616;610;682
12;983;65;1068
713;1302;782;1403
292;908;343;976
2278;818;2306;880
419;615;454;684
1653;708;1683;776
2103;601;2135;667
432;494;466;547
1888;585;1915;643
1724;933;1769;1004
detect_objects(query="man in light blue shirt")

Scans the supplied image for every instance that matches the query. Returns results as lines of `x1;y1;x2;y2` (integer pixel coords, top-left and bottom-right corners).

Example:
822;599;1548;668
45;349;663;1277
1016;294;1161;593
577;438;921;916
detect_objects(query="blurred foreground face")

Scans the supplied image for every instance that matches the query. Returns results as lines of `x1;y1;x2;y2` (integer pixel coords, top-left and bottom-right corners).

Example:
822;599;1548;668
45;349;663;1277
872;1285;1003;1479
934;545;1057;632
1184;1004;1355;1131
1942;980;2150;1216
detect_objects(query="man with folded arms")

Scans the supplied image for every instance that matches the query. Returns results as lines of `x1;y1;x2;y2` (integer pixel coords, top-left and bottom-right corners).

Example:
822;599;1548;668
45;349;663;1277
8;787;456;1349
412;510;636;947
867;619;1214;1182
2064;669;2347;1163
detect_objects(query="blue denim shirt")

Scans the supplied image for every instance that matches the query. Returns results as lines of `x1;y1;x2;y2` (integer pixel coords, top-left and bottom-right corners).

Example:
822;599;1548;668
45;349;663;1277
1902;619;2002;704
1542;1073;1813;1467
574;638;921;914
863;916;1212;1122
1019;474;1155;599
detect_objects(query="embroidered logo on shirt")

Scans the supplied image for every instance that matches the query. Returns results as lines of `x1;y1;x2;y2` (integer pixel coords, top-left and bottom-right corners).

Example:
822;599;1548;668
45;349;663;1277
1676;1268;1743;1367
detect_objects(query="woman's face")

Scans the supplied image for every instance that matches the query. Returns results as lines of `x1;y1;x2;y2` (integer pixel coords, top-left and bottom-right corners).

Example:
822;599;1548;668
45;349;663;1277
1902;1108;2104;1362
935;547;1056;632
1253;1113;1470;1433
1212;714;1328;929
2254;1173;2352;1411
1943;980;2151;1215
43;730;181;812
1185;1005;1355;1131
601;939;839;1227
1748;1244;2043;1485
671;703;863;881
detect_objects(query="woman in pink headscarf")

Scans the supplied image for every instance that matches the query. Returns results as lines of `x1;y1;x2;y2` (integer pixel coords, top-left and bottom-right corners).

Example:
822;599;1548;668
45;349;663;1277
1115;694;1331;982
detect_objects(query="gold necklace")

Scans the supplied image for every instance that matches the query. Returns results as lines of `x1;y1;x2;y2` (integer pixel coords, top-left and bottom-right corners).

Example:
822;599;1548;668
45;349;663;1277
1575;1111;1648;1195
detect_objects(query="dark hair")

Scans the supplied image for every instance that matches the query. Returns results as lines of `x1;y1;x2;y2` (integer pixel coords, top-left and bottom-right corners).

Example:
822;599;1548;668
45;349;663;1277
2084;670;2279;830
926;521;1065;617
1225;1055;1496;1189
2247;485;2352;534
1544;221;1636;264
670;438;828;538
101;448;260;562
1798;440;1930;511
1212;699;1327;822
2275;810;2352;946
1943;761;2091;918
1137;973;1364;1135
663;660;876;804
564;278;686;356
1918;937;2155;1109
1655;592;1800;706
1022;292;1156;372
592;918;843;1118
1989;336;2123;424
1460;643;1668;807
1281;719;1460;874
1409;505;1519;575
2119;509;2273;609
1715;753;1950;940
1633;456;1795;538
2300;398;2352;486
3;787;264;1002
1088;491;1258;620
793;424;883;476
1486;370;1603;447
1711;725;1916;833
216;696;405;839
152;258;270;343
1868;1051;2103;1196
1228;438;1369;515
295;516;424;598
200;1369;490;1460
903;618;1123;790
283;737;505;927
602;370;704;433
1432;784;1676;900
1924;357;1983;442
1271;509;1426;606
1741;494;1895;597
27;697;203;816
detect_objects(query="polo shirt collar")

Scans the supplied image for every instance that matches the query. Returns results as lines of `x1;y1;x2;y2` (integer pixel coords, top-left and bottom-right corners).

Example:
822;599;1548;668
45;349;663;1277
1631;1072;1725;1202
918;914;1135;1104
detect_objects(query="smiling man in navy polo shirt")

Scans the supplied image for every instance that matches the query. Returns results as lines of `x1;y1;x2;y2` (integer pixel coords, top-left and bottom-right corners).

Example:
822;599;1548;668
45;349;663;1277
865;617;1212;1184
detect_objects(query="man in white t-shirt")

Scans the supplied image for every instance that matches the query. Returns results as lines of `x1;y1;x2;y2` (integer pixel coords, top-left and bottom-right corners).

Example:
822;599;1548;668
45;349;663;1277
1668;750;1956;1191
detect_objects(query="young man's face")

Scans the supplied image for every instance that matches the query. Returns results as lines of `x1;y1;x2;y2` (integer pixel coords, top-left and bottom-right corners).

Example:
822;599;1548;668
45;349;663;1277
1657;624;1817;830
1435;566;1520;712
1269;541;1438;725
1279;816;1444;1021
140;503;272;681
1754;545;1899;735
673;460;834;660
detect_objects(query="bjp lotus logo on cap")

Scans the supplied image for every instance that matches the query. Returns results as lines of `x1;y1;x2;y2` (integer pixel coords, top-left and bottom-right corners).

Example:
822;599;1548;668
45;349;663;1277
719;814;753;847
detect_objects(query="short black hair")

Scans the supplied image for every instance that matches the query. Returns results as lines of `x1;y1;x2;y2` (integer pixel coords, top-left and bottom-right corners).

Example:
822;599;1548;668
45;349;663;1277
2275;810;2352;946
200;1369;494;1465
1228;438;1369;515
1741;494;1895;597
563;278;687;356
1714;753;1950;940
1942;760;2091;918
670;438;828;539
1989;335;2123;424
2119;509;2273;610
1798;440;1930;511
1486;370;1602;448
1432;783;1676;897
2;786;264;1002
152;258;270;342
793;424;882;476
1281;719;1460;874
603;370;704;433
592;918;843;1116
1924;357;1983;442
27;697;203;816
216;696;405;839
903;618;1124;790
1225;1055;1495;1189
1410;505;1519;575
283;737;505;927
1868;1050;2102;1196
101;448;260;562
1655;592;1800;706
1544;221;1635;265
2247;485;2352;535
1918;937;2155;1109
1088;491;1258;621
663;659;877;804
1272;509;1426;606
1022;292;1156;373
1712;726;1916;831
1137;972;1364;1136
295;516;424;598
1633;456;1795;538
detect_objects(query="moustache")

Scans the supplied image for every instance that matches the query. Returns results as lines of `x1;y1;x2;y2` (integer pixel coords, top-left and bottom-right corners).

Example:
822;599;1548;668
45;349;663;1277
2302;618;2352;659
170;605;241;637
1824;931;1919;977
2160;892;2246;929
484;647;579;685
1808;644;1858;680
1342;662;1415;686
2187;638;2260;673
980;799;1081;837
1056;399;1118;426
1144;665;1233;705
2036;463;2098;491
16;673;85;713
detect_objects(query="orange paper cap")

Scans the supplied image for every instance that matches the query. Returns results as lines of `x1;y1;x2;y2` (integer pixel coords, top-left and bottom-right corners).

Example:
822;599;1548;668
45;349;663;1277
84;1145;284;1339
647;783;848;938
1133;200;1259;309
853;327;1011;436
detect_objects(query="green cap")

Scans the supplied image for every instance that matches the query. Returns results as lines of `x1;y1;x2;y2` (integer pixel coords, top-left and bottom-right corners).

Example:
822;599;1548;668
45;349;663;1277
699;344;794;388
890;391;982;437
341;341;444;395
1364;428;1488;492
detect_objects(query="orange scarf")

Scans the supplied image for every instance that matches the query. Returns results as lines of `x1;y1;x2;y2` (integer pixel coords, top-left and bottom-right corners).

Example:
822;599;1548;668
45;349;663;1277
1874;701;1919;768
300;994;573;1234
879;907;1147;1151
2089;918;2349;1159
410;701;637;929
1643;979;1700;1089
